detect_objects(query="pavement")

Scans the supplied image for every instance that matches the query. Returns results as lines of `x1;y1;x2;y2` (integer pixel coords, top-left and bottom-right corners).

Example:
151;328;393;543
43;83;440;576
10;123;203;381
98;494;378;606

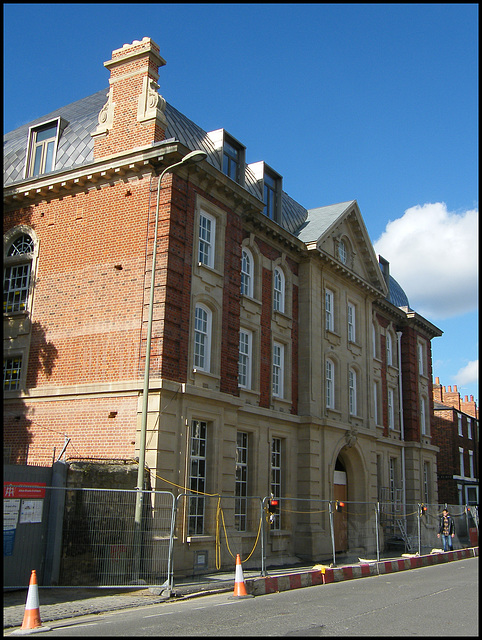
3;547;478;632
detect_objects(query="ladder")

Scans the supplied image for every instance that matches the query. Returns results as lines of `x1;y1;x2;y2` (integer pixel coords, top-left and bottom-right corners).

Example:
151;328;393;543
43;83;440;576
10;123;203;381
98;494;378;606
396;519;413;552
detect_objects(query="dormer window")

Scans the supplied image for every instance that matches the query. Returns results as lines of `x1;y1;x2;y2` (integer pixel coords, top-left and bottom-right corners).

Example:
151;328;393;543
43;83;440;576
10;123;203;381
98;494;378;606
248;161;282;224
25;118;63;178
263;172;277;220
206;129;245;185
223;139;241;181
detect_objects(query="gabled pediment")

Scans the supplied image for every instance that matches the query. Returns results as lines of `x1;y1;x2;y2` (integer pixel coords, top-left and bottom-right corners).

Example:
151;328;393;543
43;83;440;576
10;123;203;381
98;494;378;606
297;200;388;295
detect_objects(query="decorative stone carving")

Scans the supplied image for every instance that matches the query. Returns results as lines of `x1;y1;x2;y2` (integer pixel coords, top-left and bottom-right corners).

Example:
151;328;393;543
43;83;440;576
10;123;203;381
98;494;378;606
344;429;357;448
91;87;115;138
137;76;168;128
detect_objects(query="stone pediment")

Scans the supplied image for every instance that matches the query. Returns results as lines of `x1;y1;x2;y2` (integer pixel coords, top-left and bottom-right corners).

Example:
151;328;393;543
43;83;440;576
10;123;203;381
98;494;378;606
298;200;387;296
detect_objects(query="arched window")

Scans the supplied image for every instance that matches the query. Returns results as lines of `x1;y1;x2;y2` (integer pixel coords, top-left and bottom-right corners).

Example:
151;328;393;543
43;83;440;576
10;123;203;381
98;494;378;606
273;267;285;313
194;304;212;372
4;231;35;314
240;248;253;297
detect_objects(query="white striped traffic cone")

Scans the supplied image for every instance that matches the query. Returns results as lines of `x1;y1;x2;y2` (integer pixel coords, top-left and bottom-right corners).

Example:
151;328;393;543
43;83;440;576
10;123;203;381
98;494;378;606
12;570;51;635
231;554;253;598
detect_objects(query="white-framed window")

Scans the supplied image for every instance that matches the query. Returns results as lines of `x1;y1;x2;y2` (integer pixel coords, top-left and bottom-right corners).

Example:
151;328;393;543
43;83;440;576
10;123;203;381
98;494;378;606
458;414;463;436
388;388;395;430
467;418;472;439
459;447;465;477
194;304;211;372
469;451;474;478
4;232;36;315
347;302;356;343
272;341;284;398
373;381;379;425
372;323;378;358
238;329;252;389
326;358;335;409
270;437;282;530
325;289;334;332
420;396;427;435
3;356;23;391
189;420;207;535
349;367;357;416
389;457;396;502
423;461;430;504
198;210;216;268
241;248;253;297
26;120;60;178
273;267;285;313
235;431;248;531
338;239;347;264
418;342;425;376
386;332;393;366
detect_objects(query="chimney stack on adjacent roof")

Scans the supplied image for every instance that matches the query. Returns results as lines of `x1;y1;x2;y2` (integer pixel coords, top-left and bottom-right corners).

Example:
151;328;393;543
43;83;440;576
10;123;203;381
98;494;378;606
92;37;168;158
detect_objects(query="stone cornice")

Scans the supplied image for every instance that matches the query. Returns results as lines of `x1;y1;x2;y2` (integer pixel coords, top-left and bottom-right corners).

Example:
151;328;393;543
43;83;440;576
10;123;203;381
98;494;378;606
312;246;386;299
3;140;181;209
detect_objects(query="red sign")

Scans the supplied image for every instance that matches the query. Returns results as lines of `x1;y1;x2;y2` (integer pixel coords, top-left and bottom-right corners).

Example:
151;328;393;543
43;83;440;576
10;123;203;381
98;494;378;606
3;482;46;499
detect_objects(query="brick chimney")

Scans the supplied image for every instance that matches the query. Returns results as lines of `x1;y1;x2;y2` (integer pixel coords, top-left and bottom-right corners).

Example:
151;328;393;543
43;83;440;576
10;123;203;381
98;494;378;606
432;377;443;403
433;378;479;419
92;37;168;159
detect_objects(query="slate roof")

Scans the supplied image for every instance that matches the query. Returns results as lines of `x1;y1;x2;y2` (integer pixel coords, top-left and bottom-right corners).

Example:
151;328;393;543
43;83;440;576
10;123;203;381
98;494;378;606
295;201;355;243
4;88;410;309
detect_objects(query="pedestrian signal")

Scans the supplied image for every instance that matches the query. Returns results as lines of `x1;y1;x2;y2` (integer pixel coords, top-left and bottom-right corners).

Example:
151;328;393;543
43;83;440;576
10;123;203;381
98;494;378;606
420;504;427;516
268;499;279;514
335;500;345;512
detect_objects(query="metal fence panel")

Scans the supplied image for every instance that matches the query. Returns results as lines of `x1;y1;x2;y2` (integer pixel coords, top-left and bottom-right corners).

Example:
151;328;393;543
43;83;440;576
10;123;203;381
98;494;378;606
174;494;264;574
59;488;175;588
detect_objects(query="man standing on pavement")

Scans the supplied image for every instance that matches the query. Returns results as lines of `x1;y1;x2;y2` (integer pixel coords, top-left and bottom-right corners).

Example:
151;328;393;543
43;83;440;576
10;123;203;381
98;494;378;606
437;508;455;551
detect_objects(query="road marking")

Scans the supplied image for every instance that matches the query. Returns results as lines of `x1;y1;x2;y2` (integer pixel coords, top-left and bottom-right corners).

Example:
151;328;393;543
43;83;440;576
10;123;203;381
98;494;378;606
143;611;175;619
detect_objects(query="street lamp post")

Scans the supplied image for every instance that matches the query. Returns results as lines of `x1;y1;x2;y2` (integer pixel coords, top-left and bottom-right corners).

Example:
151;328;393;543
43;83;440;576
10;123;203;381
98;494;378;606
133;149;207;579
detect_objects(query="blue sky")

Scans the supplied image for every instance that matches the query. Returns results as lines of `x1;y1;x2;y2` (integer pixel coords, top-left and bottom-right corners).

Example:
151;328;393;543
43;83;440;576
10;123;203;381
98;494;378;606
4;3;478;403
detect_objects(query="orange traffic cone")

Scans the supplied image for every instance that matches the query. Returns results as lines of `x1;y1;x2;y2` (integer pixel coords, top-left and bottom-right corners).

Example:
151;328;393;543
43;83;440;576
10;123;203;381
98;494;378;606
231;554;253;598
12;570;51;635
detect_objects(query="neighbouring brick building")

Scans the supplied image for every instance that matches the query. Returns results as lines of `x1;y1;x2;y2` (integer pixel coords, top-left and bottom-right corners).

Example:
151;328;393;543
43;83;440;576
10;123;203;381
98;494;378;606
4;37;444;569
432;378;479;505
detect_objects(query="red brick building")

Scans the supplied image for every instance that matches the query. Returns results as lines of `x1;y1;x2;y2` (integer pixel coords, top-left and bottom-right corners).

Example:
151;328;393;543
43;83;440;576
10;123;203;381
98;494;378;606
432;377;479;505
4;38;444;566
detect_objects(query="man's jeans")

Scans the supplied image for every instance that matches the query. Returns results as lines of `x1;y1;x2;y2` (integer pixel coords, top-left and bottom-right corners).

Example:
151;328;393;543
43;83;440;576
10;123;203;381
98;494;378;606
441;535;453;551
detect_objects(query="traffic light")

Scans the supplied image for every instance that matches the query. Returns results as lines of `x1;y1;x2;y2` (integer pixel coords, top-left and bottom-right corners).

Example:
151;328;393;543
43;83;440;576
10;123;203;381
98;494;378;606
268;498;279;514
335;500;345;513
420;504;427;517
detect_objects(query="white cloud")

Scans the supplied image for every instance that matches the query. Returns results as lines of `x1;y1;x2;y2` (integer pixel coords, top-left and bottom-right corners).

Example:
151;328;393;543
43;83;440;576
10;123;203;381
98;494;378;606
374;202;478;320
454;359;478;388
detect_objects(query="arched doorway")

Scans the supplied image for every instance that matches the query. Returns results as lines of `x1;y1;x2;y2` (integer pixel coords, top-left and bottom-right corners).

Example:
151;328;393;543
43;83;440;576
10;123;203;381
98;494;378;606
333;457;347;552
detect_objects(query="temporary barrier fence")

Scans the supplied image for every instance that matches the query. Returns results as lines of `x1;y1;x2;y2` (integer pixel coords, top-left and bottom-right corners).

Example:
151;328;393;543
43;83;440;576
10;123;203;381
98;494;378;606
4;485;176;590
3;484;477;589
174;494;265;575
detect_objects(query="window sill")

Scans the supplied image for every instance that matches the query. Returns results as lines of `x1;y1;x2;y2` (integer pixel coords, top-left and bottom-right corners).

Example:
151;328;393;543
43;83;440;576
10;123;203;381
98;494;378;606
186;535;216;544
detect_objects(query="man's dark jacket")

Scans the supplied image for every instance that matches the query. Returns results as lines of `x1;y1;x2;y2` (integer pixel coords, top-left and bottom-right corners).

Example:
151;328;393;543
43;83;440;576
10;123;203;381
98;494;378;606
438;513;455;535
